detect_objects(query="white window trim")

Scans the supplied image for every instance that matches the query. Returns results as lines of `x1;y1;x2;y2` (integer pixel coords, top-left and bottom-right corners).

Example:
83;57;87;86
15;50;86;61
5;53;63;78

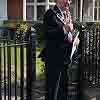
0;0;8;21
23;0;26;21
76;0;78;19
49;2;55;5
93;0;95;22
25;0;56;21
34;0;37;21
46;0;49;10
80;0;83;22
25;0;74;21
86;0;100;22
72;0;77;21
94;0;100;22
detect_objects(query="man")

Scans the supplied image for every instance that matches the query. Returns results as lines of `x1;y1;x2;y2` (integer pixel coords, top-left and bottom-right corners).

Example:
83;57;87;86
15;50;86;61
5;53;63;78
41;0;80;100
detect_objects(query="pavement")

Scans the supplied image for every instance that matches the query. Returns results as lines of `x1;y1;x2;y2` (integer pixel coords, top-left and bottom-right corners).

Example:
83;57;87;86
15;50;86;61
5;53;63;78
1;80;46;100
32;80;98;100
1;79;100;100
32;80;46;100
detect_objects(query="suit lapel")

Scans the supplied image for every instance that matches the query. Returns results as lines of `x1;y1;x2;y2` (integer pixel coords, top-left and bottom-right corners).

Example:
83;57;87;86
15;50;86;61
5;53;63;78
53;5;64;24
54;5;62;16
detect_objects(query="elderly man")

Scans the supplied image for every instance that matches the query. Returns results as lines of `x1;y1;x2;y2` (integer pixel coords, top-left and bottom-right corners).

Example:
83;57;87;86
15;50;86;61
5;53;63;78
41;0;80;100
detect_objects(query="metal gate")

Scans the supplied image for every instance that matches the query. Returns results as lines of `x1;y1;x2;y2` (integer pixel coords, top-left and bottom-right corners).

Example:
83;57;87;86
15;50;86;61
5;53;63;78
0;27;36;100
80;22;100;88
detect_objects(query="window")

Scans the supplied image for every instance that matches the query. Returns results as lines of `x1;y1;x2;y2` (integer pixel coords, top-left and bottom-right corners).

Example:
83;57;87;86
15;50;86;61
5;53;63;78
26;6;34;20
82;0;93;22
37;0;45;2
26;0;76;21
83;0;100;22
94;0;100;21
26;0;34;2
26;0;55;21
94;8;97;20
69;0;76;21
37;6;45;20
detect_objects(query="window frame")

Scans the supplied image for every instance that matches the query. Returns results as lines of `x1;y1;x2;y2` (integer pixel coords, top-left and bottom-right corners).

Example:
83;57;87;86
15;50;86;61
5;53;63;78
86;0;100;22
94;0;100;21
25;0;75;21
26;0;55;21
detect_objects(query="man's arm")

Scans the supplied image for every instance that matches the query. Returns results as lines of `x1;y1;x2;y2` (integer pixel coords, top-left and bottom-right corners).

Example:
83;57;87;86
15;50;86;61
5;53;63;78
43;9;64;40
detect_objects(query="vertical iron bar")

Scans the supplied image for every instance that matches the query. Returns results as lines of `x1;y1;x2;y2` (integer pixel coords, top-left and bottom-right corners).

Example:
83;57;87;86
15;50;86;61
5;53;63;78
90;29;92;84
91;29;94;86
26;29;36;100
9;45;11;99
80;28;85;80
4;40;6;100
96;26;99;86
14;42;17;100
97;27;99;86
92;28;95;86
94;27;96;86
98;25;100;86
88;28;91;86
30;31;36;99
82;29;86;78
84;29;87;79
95;26;98;86
31;31;36;82
7;42;11;100
20;44;24;100
26;42;33;100
84;30;87;64
26;43;30;100
0;45;2;100
97;27;99;87
7;43;9;100
95;27;97;86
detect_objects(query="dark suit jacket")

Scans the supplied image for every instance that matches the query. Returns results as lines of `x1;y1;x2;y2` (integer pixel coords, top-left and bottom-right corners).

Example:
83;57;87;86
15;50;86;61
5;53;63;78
39;5;72;69
43;5;64;46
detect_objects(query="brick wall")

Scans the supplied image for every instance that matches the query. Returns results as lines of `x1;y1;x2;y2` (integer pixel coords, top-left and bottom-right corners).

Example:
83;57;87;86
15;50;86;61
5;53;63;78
7;0;23;20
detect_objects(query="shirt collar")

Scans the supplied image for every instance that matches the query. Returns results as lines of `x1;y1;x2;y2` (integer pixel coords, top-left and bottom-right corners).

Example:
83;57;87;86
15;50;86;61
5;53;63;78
58;7;64;17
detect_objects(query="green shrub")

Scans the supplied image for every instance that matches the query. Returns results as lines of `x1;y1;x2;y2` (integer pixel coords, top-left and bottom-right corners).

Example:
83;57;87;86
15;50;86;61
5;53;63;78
32;21;44;47
36;48;45;80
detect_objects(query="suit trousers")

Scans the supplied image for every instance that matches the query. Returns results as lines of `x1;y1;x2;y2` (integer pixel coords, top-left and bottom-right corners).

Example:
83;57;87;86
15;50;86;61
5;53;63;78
44;43;66;100
45;62;66;100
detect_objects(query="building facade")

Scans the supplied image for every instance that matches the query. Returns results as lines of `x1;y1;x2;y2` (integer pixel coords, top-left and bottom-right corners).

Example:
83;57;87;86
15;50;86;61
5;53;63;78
82;0;100;22
0;0;100;22
0;0;78;22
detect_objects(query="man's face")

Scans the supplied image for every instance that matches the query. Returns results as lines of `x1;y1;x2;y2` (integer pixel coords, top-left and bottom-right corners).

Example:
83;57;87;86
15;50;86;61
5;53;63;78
57;0;70;11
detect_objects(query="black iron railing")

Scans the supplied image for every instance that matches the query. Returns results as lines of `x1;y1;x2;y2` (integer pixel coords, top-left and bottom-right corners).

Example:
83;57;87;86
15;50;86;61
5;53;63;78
80;22;100;88
0;26;36;100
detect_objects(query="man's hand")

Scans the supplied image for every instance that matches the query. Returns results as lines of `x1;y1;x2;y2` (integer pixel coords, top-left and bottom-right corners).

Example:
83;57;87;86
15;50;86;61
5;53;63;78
67;32;73;43
74;37;80;46
63;25;70;33
64;32;73;43
63;23;73;33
